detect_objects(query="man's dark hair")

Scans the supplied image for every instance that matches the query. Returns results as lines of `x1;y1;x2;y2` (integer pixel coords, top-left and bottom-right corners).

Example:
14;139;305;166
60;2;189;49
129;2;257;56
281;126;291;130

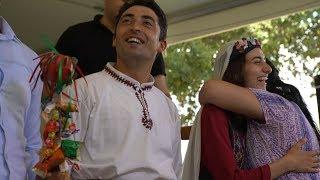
115;0;168;41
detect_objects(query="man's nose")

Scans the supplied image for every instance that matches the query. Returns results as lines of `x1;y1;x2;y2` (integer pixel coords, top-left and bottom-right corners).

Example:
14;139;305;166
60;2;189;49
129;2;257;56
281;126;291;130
131;21;142;32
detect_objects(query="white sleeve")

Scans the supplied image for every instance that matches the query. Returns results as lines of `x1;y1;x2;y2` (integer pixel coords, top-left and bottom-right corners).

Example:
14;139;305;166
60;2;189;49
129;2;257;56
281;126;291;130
173;118;182;179
61;78;93;142
167;99;182;179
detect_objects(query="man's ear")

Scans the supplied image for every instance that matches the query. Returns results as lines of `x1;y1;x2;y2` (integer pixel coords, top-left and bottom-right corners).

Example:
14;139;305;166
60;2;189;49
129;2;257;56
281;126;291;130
157;40;167;53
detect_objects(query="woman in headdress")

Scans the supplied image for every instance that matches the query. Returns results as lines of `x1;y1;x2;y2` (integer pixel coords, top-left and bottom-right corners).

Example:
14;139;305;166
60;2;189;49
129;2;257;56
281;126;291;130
182;38;320;180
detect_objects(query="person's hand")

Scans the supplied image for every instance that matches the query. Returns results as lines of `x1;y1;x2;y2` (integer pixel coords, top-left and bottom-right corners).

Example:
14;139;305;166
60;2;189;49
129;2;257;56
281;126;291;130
284;138;320;173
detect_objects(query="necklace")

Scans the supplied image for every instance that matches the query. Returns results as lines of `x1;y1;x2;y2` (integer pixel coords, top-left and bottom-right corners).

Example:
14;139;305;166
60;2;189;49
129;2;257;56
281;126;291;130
104;66;153;130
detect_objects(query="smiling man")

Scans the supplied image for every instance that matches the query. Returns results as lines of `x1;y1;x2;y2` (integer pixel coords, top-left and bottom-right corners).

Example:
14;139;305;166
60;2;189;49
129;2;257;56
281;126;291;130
56;0;171;97
62;0;182;179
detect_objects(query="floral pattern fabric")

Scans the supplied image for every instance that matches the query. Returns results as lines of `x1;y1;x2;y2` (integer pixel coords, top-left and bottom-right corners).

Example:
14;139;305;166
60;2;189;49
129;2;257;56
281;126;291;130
246;88;320;180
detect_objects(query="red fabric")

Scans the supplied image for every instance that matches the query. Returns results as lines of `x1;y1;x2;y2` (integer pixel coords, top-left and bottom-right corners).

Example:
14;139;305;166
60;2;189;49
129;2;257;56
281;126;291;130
200;104;271;180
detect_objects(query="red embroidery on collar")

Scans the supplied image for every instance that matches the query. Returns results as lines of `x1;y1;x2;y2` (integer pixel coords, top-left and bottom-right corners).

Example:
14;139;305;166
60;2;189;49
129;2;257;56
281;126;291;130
105;66;153;130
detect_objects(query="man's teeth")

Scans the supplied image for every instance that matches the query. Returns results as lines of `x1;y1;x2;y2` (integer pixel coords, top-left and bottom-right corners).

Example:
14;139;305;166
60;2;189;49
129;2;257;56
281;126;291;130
258;77;268;81
127;38;141;44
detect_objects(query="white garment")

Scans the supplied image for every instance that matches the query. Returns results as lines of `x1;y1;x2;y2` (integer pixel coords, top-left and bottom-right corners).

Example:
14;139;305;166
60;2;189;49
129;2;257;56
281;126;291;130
182;40;236;180
181;109;202;180
64;63;182;179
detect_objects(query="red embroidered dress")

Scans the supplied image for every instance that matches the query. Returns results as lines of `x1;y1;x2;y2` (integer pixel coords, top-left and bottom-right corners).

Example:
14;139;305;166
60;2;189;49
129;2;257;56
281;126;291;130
199;104;270;180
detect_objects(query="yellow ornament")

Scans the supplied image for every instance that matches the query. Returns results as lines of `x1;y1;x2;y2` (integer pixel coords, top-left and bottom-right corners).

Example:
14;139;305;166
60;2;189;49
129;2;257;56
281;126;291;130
48;132;56;139
51;109;60;121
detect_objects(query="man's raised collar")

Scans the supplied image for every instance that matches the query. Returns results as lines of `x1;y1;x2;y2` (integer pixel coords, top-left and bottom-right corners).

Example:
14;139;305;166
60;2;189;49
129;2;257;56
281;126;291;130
0;17;16;41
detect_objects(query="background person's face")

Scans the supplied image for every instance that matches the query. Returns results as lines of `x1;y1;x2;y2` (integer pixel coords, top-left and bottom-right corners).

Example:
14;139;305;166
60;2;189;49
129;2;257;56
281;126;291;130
104;0;125;23
243;48;272;90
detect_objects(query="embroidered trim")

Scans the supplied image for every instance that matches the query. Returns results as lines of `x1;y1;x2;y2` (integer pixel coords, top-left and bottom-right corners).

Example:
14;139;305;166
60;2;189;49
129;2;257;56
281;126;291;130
231;128;246;168
104;66;153;130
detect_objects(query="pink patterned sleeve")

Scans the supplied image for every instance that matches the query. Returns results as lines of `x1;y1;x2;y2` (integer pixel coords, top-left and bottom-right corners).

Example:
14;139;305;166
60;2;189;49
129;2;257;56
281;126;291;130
249;88;296;124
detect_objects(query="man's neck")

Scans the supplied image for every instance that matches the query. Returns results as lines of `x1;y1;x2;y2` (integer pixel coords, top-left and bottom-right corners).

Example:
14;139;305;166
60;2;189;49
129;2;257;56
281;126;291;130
114;59;153;84
100;15;115;33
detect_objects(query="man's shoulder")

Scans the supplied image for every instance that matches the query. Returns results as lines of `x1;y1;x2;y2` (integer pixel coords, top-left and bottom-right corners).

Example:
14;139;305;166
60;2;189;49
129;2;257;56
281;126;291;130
64;21;95;34
63;15;103;34
0;37;38;71
78;71;106;83
152;88;179;120
152;87;171;102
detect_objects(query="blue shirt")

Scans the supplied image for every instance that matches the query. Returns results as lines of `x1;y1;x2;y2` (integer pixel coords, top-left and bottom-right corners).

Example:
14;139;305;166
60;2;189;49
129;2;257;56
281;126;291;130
0;17;43;180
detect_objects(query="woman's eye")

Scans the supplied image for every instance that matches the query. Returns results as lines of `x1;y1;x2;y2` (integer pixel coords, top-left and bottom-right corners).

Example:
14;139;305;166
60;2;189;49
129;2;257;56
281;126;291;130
254;59;262;63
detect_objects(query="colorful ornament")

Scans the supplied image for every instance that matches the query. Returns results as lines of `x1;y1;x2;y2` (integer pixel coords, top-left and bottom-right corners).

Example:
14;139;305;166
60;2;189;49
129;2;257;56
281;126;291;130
31;51;85;178
61;139;81;159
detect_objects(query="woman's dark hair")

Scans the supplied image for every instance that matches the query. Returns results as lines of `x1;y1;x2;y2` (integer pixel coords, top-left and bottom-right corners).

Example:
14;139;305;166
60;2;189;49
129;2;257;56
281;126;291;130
222;55;246;87
266;59;320;142
222;53;247;132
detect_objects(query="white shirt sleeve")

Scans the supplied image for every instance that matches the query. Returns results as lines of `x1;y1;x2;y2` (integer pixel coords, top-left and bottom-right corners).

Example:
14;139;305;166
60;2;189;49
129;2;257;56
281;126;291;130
61;78;93;142
167;98;182;179
173;118;182;179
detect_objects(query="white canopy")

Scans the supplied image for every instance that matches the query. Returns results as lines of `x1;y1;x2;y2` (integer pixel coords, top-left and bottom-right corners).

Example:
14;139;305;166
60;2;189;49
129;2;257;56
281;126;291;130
1;0;319;51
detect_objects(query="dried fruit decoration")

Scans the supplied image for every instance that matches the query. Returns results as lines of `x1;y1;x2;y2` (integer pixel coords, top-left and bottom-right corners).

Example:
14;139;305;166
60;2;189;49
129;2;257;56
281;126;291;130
30;38;86;178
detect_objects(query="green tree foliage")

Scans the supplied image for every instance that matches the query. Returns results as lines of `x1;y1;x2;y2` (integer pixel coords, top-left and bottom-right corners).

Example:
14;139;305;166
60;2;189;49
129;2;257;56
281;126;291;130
165;8;320;124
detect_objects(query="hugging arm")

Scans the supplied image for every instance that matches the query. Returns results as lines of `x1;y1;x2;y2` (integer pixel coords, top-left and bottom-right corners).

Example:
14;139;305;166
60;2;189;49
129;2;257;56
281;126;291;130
199;80;263;120
269;139;320;178
202;105;320;179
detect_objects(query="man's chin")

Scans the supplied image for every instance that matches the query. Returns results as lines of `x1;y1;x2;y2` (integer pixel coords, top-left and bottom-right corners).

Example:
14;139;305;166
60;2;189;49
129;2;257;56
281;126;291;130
121;52;145;60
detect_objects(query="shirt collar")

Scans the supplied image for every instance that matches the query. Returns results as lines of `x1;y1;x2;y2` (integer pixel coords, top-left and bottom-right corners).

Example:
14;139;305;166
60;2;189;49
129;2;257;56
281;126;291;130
105;62;155;90
0;17;16;41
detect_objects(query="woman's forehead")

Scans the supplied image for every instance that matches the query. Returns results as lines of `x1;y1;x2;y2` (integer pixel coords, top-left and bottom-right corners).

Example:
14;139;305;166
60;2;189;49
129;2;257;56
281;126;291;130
245;48;264;59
